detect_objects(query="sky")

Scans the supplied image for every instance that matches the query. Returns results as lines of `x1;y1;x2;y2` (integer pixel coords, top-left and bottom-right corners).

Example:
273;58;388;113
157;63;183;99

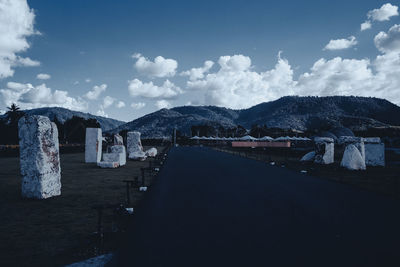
0;0;399;122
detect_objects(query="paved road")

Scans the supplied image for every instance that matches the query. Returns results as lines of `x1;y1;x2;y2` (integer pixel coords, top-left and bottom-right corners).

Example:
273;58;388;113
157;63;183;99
113;147;400;267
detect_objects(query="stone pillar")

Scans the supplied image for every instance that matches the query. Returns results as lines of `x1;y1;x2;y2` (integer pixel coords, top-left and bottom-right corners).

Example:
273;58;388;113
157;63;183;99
114;134;123;145
18;115;61;199
364;137;385;167
314;137;334;164
127;131;146;160
85;128;102;163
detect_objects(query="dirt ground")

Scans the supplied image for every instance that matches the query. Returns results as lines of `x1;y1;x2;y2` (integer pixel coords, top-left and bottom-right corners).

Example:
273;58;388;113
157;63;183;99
0;146;166;267
215;147;400;199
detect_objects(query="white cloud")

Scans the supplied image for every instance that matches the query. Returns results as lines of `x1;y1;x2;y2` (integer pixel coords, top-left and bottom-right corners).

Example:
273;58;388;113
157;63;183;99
0;82;87;111
296;57;373;96
218;55;251;71
131;102;146;110
181;60;214;81
36;73;51;80
116;101;125;108
187;53;295;109
361;21;372;31
155;99;171;109
133;53;178;78
85;78;91;83
84;84;107;100
0;0;40;78
102;96;115;108
367;3;398;22
128;79;182;98
324;36;357;50
96;108;108;118
374;24;400;53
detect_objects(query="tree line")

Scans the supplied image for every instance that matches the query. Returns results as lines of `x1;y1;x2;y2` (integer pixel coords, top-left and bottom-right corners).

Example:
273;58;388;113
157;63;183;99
0;104;100;145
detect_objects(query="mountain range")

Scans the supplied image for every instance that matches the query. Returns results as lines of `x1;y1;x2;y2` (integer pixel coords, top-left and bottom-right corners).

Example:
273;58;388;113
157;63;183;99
1;107;125;131
6;96;400;137
109;96;400;137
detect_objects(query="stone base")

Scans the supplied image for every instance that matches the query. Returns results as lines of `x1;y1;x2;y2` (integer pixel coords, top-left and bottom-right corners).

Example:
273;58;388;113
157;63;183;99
129;151;147;161
97;161;120;168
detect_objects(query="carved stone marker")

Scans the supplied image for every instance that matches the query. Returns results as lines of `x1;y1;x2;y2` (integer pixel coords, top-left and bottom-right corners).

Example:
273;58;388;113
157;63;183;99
85;128;102;163
127;131;146;160
314;137;334;164
364;137;385;167
18;115;61;199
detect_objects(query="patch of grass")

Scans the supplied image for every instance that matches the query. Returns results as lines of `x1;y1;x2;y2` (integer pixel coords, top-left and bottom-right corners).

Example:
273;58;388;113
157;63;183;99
0;146;165;267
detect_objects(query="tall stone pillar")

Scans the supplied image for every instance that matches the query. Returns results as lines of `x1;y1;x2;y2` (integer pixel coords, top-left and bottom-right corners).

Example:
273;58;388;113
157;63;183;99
85;128;102;163
18;115;61;199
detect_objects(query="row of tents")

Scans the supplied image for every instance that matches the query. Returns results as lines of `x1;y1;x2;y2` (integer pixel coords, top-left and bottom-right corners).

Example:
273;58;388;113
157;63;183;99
190;135;312;141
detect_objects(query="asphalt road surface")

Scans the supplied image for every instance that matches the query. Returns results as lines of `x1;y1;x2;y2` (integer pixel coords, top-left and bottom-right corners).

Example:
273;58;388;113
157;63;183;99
113;147;400;267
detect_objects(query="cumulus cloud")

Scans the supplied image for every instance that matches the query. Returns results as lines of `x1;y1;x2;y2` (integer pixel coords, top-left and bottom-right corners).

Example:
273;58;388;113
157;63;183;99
133;53;178;78
367;3;398;22
155;99;171;109
374;24;400;53
181;60;214;81
102;96;115;108
36;73;51;80
116;101;125;108
0;0;40;78
187;53;295;109
361;21;372;31
85;78;91;83
324;36;357;50
131;102;146;110
0;82;87;111
84;84;107;100
296;57;373;96
128;79;182;98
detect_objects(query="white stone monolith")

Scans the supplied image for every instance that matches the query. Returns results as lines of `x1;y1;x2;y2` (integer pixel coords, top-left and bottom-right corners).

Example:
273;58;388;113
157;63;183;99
18;115;61;199
85;128;102;163
338;136;365;161
127;131;147;160
300;151;315;162
341;144;366;170
145;147;158;157
364;137;385;167
314;137;334;164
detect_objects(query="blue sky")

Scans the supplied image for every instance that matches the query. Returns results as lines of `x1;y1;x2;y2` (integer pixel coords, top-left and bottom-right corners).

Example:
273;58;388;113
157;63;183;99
0;0;399;121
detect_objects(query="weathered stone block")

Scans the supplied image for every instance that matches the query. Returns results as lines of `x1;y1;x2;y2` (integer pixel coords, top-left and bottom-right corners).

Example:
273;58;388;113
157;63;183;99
127;131;147;160
104;145;126;166
97;161;119;168
364;137;385;167
338;136;365;161
314;137;334;164
18;115;61;199
85;128;102;163
145;147;158;157
341;144;366;170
